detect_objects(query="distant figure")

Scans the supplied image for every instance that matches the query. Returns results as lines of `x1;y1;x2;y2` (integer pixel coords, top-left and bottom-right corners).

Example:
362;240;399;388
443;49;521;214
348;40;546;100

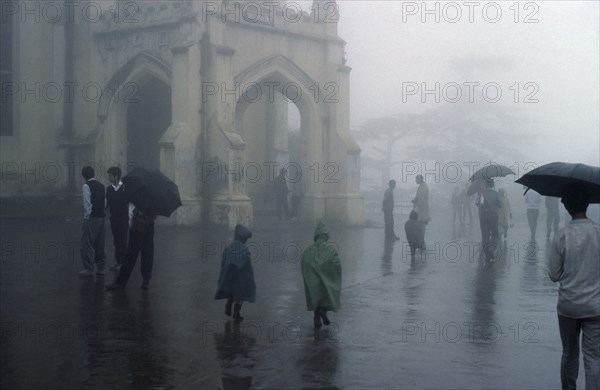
525;188;542;239
405;210;425;257
547;182;600;390
106;203;156;290
461;182;473;229
545;196;560;241
78;166;106;278
451;186;463;234
382;179;399;240
106;167;129;272
498;188;513;240
274;168;289;220
301;221;341;330
477;180;501;261
214;224;256;321
412;174;431;241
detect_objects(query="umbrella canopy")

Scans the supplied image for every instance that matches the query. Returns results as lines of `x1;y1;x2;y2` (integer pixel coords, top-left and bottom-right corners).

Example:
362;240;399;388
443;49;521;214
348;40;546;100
515;162;600;203
122;168;182;217
469;164;516;182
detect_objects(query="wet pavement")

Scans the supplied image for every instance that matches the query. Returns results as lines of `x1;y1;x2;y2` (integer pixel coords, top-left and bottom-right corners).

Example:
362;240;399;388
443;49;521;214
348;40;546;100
0;209;575;389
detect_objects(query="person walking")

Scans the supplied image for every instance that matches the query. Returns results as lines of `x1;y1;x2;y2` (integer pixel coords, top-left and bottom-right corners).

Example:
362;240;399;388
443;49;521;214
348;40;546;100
301;221;342;330
498;188;513;240
382;179;399;240
477;180;501;261
78;166;106;277
525;188;542;239
548;182;600;390
106;167;129;272
106;203;156;290
274;168;289;221
214;224;256;321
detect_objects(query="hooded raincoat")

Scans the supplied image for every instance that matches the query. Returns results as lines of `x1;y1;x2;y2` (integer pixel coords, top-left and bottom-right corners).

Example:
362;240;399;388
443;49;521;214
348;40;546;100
301;221;342;311
214;224;256;303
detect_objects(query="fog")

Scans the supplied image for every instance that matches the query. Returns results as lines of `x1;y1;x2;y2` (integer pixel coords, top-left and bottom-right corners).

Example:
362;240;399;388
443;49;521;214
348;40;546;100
333;1;599;167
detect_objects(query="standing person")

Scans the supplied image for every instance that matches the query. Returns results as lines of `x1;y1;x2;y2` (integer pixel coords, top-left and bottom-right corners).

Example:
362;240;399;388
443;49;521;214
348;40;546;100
106;167;128;271
546;196;561;241
462;182;473;230
214;224;256;321
382;179;399;240
498;188;513;240
79;166;106;277
412;174;431;240
477;180;501;261
106;203;156;290
405;210;425;258
451;186;464;236
547;182;600;390
525;188;542;239
301;221;341;330
274;168;289;221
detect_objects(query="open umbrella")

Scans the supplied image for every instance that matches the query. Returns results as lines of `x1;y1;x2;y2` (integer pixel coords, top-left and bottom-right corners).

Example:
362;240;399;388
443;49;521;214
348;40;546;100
515;162;600;203
469;164;516;182
122;168;182;217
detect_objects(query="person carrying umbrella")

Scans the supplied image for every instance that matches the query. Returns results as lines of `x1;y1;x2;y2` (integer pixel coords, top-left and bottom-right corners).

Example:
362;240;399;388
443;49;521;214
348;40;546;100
477;179;501;261
106;202;156;290
547;181;600;390
301;220;342;330
106;168;182;290
214;224;256;321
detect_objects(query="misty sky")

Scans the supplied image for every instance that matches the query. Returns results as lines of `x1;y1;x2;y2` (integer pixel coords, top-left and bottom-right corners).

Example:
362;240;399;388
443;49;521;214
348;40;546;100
326;1;599;167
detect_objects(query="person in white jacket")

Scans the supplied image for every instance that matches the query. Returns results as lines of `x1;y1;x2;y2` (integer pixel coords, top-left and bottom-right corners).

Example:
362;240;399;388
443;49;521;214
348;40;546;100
547;181;600;390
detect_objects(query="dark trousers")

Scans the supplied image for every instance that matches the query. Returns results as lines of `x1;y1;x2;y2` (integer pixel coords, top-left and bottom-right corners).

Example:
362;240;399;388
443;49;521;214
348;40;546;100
479;211;499;260
110;217;128;265
527;208;540;237
384;211;395;239
558;315;600;390
115;225;154;286
276;194;289;220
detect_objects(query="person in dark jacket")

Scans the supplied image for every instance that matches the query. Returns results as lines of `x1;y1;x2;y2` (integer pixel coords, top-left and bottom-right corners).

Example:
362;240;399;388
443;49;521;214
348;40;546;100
106;203;156;290
106;167;129;271
214;224;256;321
79;166;106;277
405;210;425;258
477;179;501;261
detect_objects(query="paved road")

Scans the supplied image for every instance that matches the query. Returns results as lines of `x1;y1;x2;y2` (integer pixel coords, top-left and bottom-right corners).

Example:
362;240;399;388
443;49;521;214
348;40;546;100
0;210;578;389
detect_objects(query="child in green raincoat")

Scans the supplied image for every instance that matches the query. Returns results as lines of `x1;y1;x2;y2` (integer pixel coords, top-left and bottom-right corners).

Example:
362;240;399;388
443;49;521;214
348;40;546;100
301;220;342;329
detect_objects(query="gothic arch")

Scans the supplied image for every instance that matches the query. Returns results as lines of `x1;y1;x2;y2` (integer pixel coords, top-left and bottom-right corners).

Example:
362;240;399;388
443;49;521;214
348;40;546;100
97;51;172;123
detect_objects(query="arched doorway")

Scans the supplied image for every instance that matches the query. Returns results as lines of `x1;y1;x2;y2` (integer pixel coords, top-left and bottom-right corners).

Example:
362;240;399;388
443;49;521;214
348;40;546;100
126;78;172;171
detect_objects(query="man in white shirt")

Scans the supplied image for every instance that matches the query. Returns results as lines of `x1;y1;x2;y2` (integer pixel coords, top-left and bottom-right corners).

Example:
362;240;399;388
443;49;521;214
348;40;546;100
547;182;600;390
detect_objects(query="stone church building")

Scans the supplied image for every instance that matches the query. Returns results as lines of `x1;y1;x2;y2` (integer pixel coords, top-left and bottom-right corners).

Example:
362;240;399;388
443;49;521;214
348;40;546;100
0;0;363;226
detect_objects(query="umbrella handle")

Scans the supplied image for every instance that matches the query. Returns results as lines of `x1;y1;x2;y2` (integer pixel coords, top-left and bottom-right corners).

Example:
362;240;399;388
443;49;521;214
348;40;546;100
522;188;530;196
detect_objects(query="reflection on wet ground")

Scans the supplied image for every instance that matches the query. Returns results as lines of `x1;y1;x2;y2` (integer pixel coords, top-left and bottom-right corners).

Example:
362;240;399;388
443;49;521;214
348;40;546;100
1;212;568;389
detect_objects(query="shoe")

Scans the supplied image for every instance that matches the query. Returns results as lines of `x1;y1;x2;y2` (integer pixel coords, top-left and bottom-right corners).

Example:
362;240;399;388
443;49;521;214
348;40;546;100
110;264;121;272
96;267;105;276
105;283;124;290
225;299;233;317
78;269;94;278
319;308;330;326
233;303;244;321
313;311;322;329
141;281;149;290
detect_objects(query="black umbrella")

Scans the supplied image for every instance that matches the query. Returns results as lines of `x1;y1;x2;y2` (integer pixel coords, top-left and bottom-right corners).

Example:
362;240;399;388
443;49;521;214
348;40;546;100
122;168;182;217
469;164;516;182
515;162;600;203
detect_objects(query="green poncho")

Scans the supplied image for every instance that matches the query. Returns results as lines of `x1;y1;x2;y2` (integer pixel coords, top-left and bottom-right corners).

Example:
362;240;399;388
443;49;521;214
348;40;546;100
301;221;342;311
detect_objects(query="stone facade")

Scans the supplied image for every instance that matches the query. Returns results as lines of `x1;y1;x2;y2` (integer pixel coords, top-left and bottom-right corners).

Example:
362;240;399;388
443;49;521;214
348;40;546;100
1;0;363;227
